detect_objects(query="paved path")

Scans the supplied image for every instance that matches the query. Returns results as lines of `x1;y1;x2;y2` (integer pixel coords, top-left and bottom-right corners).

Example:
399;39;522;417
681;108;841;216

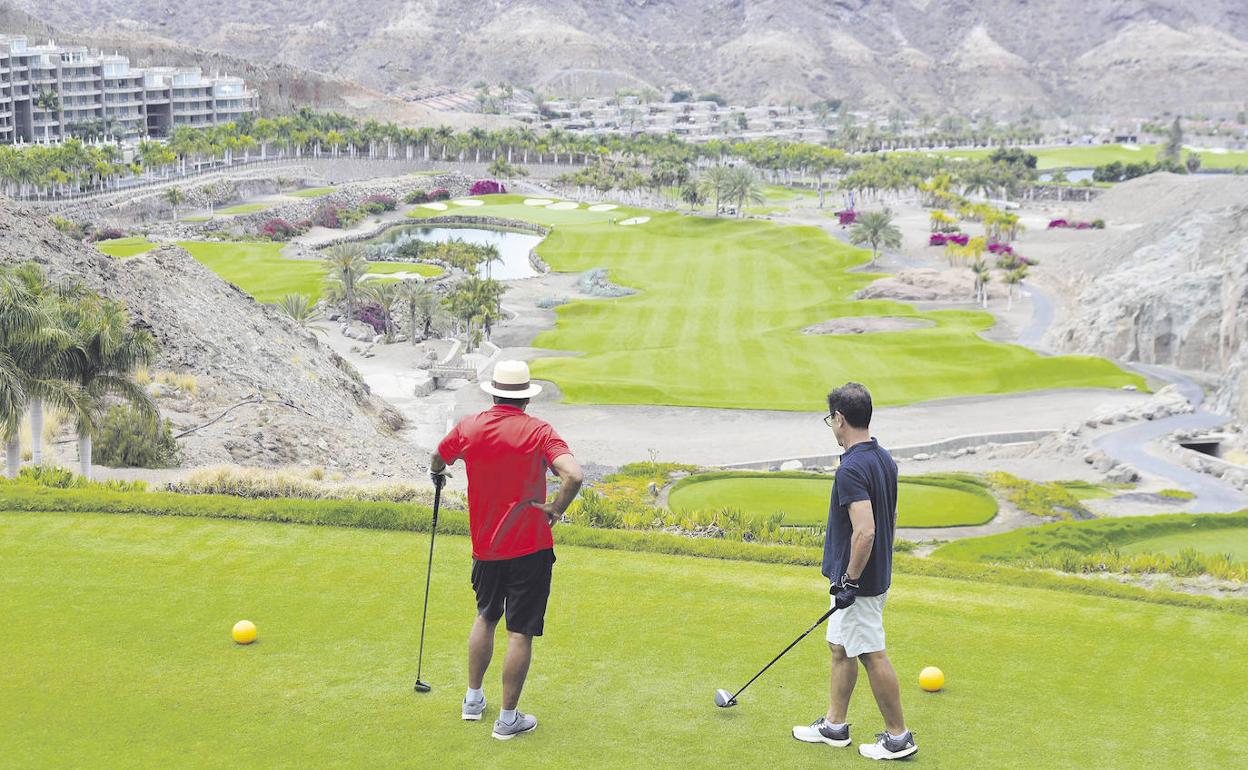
1017;281;1054;350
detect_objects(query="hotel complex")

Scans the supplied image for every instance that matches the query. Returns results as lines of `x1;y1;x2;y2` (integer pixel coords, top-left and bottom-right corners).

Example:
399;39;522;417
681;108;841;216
0;34;257;144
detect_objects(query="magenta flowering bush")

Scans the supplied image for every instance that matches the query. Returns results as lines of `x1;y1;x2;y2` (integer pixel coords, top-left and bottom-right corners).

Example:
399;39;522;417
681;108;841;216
428;188;451;201
363;194;398;211
469;179;507;196
987;241;1014;255
1047;218;1069;229
259;218;300;240
356;303;388;334
91;227;127;241
949;233;969;246
314;203;342;229
836;209;857;225
1050;218;1105;230
929;233;946;246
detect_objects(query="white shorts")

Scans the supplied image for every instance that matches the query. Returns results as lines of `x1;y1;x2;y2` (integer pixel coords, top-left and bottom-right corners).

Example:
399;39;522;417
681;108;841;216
826;592;887;657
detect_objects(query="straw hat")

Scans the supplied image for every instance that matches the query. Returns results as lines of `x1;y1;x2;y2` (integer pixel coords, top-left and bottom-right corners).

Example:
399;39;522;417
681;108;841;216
480;360;543;399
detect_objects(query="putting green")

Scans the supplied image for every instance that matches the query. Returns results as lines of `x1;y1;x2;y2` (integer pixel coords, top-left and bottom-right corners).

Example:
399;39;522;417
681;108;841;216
95;236;157;258
1;510;1242;768
411;195;1141;409
668;472;998;528
1120;529;1248;561
176;241;440;304
924;144;1248;170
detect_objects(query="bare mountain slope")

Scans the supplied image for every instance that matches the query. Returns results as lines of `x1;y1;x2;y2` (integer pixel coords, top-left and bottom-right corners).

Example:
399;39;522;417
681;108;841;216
14;0;1248;115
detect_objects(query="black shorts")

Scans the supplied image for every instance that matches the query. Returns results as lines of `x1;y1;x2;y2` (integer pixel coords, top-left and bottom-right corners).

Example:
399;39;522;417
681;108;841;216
471;549;556;637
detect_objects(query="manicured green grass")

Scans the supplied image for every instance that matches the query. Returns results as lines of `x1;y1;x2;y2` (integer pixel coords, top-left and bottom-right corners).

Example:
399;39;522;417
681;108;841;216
176;241;441;303
1;509;1243;768
286;186;335;198
931;511;1248;563
94;236;157;258
1121;529;1248;561
216;202;272;215
924;144;1248;170
410;195;1142;410
179;215;213;223
668;472;998;528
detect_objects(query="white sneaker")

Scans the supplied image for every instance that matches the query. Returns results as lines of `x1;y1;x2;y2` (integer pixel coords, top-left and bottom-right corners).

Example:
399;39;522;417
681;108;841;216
491;711;537;740
462;696;486;721
859;731;918;760
791;717;851;747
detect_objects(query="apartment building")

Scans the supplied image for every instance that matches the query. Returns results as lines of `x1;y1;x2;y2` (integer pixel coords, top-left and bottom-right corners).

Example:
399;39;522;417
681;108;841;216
0;34;256;144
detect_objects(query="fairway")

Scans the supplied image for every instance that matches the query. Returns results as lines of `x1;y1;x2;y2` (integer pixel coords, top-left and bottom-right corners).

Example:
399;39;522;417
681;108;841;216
1121;529;1248;561
95;236;156;258
668;473;998;527
176;241;441;303
1;510;1242;768
412;195;1141;409
925;143;1248;170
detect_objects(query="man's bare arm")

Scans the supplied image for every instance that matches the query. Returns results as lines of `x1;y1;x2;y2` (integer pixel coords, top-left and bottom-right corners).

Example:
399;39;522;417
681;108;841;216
844;499;876;581
534;453;584;524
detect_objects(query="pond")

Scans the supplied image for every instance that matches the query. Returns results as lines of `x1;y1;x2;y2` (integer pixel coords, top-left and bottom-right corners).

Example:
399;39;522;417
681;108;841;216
1039;168;1095;183
369;226;543;280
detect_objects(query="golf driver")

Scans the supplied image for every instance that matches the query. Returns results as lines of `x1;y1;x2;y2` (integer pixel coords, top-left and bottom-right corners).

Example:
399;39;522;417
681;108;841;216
714;604;840;708
413;474;445;693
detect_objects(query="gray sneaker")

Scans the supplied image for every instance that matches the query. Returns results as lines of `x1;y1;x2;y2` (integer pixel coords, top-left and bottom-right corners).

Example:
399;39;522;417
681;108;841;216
792;718;851;747
491;711;538;741
859;731;918;760
462;696;486;721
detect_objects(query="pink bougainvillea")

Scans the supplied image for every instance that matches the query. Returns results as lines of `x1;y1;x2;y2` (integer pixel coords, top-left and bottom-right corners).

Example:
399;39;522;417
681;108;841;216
428;188;451;201
836;209;857;226
469;179;507;196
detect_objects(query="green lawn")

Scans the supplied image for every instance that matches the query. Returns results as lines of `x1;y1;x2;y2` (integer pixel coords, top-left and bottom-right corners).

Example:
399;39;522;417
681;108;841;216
95;236;157;258
286;186;335;198
176;241;441;303
410;194;1141;410
1121;529;1248;561
924;144;1248;170
216;202;272;215
669;472;998;528
0;509;1242;768
180;215;213;223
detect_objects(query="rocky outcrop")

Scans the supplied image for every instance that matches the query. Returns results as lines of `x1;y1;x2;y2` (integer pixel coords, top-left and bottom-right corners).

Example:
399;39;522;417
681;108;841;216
0;197;423;475
856;268;975;302
1043;175;1248;420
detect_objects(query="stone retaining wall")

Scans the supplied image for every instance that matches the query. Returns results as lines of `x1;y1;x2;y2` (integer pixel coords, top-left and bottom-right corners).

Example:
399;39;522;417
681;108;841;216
719;429;1059;471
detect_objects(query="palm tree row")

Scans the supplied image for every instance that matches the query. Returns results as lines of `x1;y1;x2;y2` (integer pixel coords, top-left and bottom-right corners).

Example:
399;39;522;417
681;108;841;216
0;263;156;479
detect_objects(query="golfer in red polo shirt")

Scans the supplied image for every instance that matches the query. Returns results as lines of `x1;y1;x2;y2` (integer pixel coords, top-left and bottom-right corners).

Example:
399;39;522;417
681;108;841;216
430;360;583;741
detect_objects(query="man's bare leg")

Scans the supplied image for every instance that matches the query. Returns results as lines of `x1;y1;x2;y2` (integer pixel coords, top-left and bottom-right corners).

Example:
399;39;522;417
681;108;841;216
860;650;907;735
501;631;533;710
467;613;498;690
826;642;858;723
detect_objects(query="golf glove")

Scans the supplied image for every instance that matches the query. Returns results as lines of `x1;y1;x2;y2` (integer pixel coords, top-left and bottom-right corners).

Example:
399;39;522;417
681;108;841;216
832;574;859;609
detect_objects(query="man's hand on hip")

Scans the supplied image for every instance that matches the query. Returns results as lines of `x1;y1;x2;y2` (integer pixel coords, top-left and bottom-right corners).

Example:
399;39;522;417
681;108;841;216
534;501;562;527
831;574;860;609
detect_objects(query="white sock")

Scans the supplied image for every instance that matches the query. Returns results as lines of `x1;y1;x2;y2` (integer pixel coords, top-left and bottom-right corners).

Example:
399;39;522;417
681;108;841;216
466;687;483;703
827;722;847;731
888;731;909;741
499;708;517;725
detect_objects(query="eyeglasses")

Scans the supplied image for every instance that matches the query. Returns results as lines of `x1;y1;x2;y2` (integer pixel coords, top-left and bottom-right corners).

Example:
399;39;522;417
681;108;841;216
823;413;837;428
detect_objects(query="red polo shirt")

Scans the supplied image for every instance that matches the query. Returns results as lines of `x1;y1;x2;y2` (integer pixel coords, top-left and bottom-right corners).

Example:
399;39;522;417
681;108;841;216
437;405;571;561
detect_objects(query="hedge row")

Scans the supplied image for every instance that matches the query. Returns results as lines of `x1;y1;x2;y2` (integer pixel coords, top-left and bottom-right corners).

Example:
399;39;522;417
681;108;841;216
2;485;1243;615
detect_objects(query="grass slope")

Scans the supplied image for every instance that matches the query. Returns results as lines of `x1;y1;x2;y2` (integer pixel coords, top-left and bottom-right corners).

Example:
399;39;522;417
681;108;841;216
669;472;998;527
95;236;156;258
925;144;1248;170
2;510;1243;768
215;202;272;215
412;195;1140;410
1121;529;1248;561
286;186;335;198
177;241;441;303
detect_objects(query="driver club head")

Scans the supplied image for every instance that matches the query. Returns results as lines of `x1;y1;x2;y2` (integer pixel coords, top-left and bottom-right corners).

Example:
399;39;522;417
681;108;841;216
414;680;432;693
714;688;737;708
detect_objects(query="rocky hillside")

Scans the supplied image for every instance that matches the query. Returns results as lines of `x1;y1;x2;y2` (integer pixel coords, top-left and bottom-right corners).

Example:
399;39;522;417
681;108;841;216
14;1;1248;116
0;198;424;476
1042;174;1248;421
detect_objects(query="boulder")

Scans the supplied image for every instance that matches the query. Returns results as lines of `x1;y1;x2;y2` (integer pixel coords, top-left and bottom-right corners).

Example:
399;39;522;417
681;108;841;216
779;460;804;471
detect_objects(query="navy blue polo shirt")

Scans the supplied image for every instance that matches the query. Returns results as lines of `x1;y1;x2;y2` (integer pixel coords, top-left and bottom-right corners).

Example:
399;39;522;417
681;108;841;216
821;438;898;597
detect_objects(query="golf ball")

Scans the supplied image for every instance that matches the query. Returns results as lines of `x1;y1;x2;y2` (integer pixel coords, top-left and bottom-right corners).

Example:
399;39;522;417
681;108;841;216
919;666;944;692
232;620;257;645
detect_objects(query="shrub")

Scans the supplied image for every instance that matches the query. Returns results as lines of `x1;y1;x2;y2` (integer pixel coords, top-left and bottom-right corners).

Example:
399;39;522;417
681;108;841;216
363;193;398;211
90;227;127;242
1;465;146;492
1091;218;1106;229
356;303;387;334
469;179;506;196
259;218;300;240
404;189;430;204
92;404;181;469
313;203;342;229
428;188;451;201
987;472;1090;521
835;209;857;225
165;466;462;508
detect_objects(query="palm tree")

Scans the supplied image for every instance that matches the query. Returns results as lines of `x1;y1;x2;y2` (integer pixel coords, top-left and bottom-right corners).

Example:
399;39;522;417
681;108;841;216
323;243;368;322
274;293;323;333
1004;266;1028;310
970;258;991;307
35;91;60;144
726;166;765;217
848;209;903;268
164;186;186;221
698;166;732;216
397;280;440;344
63;294;157;480
363;281;403;341
679;180;703;212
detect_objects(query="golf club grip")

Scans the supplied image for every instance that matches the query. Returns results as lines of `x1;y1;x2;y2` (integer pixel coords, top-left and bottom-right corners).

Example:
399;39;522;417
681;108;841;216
730;604;840;700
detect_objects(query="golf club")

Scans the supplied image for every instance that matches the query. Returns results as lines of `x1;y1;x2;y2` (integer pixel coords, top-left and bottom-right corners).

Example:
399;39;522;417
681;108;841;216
413;474;445;693
714;604;840;708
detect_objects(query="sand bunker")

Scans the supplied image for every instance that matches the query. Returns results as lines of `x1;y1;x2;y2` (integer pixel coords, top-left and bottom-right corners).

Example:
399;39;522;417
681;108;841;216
524;198;554;206
547;201;580;210
419;202;448;211
802;317;936;335
587;203;618;212
618;216;650;226
452;199;485;206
